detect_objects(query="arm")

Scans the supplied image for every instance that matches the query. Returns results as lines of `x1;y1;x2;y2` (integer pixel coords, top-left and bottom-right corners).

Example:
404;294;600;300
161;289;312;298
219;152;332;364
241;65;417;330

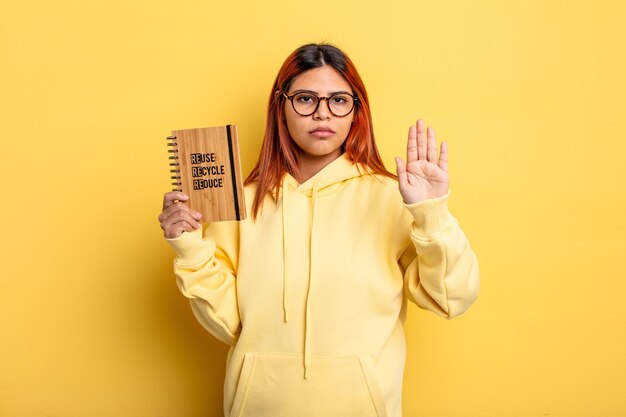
395;120;479;318
166;223;242;345
159;191;241;345
398;191;480;318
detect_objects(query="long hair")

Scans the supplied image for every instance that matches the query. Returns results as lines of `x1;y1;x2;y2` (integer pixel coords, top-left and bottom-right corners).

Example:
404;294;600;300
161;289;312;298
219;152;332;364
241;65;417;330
245;43;394;219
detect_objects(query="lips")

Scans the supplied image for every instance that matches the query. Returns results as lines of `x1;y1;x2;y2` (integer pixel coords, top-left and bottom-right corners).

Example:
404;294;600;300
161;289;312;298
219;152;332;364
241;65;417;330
309;127;335;138
310;127;335;133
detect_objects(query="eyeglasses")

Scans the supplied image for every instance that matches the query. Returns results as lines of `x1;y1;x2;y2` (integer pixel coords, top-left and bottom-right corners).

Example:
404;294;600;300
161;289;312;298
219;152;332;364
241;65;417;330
282;91;358;117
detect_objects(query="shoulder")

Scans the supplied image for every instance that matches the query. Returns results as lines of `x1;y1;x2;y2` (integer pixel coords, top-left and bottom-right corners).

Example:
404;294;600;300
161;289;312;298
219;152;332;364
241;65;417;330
357;173;399;194
243;182;259;201
350;173;413;231
350;173;404;209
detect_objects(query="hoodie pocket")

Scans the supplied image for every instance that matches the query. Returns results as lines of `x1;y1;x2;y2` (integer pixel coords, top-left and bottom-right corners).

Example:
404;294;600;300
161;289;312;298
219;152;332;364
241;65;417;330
229;352;388;417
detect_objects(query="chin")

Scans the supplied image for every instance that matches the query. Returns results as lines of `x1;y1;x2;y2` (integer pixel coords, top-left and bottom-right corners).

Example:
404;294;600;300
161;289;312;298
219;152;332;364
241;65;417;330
304;149;342;159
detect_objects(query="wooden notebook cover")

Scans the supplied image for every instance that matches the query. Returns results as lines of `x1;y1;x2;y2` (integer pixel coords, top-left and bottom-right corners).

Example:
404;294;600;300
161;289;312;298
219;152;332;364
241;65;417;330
168;125;246;222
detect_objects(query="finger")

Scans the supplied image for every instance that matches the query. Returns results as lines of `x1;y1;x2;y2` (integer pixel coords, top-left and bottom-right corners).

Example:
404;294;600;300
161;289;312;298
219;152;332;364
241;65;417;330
427;126;437;163
158;201;201;223
438;141;448;172
168;210;202;228
416;119;427;160
164;221;198;239
395;157;408;187
161;210;202;232
161;203;199;225
163;191;189;209
407;125;417;163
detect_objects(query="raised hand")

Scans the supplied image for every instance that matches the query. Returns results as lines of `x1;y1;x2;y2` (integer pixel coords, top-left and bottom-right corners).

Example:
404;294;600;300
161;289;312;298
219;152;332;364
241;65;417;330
395;119;450;205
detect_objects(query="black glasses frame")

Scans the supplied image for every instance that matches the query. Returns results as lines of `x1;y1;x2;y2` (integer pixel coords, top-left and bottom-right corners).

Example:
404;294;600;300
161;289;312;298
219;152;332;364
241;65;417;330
282;91;358;117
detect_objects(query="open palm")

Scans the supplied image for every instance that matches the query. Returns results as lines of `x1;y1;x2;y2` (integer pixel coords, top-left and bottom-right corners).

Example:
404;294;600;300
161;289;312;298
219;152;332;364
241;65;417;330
395;119;450;204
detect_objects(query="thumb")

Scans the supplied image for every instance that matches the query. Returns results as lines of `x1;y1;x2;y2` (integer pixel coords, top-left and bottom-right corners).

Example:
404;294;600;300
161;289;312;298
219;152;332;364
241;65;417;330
395;157;408;187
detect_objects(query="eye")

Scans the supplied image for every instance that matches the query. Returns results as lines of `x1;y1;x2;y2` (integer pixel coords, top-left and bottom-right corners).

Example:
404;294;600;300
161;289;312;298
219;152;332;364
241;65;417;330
331;95;350;105
295;94;316;103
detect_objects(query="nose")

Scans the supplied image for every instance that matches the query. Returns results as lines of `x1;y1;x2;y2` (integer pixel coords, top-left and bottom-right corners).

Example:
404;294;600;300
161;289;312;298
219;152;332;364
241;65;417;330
313;97;331;120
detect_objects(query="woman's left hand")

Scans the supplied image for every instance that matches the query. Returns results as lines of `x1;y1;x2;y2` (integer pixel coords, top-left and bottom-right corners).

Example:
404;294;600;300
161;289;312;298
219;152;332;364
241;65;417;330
395;119;450;205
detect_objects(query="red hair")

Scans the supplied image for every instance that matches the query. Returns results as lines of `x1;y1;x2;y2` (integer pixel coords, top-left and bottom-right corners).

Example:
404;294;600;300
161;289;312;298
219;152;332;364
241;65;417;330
245;43;394;218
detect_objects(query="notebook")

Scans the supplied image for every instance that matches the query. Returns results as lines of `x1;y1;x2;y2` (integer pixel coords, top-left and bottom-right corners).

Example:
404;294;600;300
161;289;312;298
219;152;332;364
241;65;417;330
167;125;246;222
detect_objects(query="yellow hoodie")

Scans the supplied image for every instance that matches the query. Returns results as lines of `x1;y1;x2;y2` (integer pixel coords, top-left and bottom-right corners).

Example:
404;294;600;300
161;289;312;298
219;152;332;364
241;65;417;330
166;154;480;417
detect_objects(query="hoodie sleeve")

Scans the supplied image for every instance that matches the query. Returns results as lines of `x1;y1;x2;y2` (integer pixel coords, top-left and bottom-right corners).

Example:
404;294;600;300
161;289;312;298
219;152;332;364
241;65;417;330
398;191;480;319
165;221;241;345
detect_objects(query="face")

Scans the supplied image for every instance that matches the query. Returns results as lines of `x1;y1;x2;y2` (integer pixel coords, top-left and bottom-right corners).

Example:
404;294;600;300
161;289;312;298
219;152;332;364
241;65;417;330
283;65;355;163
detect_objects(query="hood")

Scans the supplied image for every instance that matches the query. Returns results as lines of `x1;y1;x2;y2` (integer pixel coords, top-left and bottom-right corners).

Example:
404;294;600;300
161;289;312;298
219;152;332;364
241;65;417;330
281;153;371;196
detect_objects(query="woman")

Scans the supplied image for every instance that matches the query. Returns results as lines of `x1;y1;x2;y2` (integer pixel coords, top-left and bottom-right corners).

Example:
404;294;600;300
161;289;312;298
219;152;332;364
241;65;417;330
158;43;479;417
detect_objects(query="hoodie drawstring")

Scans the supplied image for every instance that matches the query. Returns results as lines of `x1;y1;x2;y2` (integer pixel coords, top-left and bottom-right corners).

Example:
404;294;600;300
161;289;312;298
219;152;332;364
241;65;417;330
303;183;318;379
281;178;289;323
278;157;364;379
281;178;319;378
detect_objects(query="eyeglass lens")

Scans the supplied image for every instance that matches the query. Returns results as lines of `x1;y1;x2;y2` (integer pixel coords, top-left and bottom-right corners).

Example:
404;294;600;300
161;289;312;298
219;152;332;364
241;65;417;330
292;92;354;117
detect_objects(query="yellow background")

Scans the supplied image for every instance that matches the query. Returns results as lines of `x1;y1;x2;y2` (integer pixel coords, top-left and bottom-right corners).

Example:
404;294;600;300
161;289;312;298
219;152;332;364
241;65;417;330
1;0;625;416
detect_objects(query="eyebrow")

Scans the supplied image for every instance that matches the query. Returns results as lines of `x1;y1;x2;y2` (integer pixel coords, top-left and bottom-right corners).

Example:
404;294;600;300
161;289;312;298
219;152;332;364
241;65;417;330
290;89;353;95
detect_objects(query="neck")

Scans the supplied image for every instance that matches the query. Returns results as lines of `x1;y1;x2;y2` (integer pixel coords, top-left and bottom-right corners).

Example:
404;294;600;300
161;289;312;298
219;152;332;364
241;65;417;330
297;151;342;183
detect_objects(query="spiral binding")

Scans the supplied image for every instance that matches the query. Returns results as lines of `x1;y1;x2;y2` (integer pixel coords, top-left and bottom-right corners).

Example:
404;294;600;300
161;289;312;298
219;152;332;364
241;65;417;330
166;135;182;192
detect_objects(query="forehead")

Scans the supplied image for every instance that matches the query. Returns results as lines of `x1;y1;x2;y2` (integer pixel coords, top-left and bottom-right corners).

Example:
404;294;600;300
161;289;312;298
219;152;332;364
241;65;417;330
289;66;352;93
